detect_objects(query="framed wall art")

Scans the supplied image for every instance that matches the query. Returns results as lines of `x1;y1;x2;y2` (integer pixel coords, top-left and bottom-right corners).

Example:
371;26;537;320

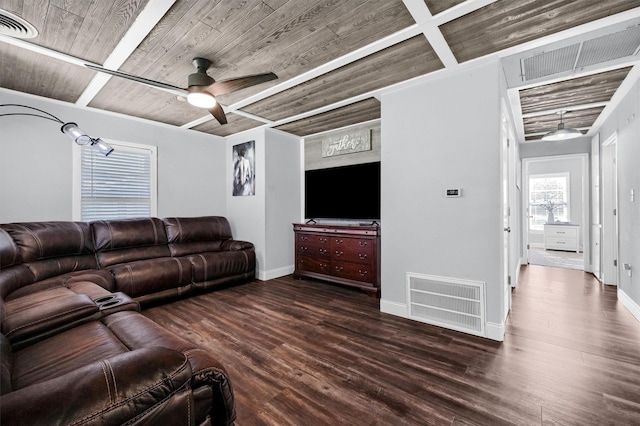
232;140;255;196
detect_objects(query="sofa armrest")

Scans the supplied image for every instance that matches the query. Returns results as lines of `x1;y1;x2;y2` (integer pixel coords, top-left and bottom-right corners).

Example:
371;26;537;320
1;347;193;426
2;294;99;345
220;239;254;251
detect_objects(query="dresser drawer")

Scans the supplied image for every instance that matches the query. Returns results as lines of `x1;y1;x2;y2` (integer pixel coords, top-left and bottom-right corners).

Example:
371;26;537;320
297;233;330;246
545;227;578;238
331;260;374;284
546;237;578;250
331;237;374;263
297;243;331;258
297;255;330;274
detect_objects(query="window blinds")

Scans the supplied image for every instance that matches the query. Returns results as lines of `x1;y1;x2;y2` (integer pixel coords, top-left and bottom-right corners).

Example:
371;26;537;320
80;144;153;221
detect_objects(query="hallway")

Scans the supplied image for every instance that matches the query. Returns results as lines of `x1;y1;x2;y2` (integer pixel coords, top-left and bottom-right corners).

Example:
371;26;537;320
506;265;640;423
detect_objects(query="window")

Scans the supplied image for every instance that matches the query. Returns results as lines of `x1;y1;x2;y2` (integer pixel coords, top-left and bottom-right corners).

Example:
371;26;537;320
528;173;569;231
74;140;157;221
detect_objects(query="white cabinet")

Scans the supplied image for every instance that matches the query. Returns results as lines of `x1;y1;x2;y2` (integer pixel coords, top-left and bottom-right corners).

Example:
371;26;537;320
544;224;580;252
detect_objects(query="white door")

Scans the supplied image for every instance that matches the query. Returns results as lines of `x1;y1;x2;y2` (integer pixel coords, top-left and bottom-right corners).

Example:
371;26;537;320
601;136;618;286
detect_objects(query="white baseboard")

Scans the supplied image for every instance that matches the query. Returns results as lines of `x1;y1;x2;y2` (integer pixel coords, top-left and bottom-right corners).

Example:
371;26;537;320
618;288;640;322
380;299;408;318
257;265;294;281
381;299;505;341
485;321;505;341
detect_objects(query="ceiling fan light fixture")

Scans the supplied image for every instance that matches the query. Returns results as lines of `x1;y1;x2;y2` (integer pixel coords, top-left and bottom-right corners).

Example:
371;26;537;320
187;91;217;109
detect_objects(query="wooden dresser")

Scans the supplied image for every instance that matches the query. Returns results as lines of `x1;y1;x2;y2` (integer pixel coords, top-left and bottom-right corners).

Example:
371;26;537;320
293;223;380;297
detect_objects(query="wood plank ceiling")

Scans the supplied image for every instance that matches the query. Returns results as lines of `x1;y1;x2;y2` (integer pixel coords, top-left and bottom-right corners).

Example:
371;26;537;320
1;0;639;140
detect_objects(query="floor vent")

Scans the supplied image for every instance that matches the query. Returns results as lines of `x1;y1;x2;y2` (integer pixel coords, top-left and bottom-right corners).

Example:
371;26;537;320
407;273;485;337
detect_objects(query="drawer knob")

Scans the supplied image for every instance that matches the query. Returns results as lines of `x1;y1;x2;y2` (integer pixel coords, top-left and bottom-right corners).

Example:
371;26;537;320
335;266;343;272
336;239;343;244
358;253;368;259
319;248;327;254
359;241;368;247
358;270;368;276
335;251;343;257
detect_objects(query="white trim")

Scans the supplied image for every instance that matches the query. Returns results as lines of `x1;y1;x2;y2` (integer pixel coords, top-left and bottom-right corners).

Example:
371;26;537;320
380;299;408;318
73;139;157;221
522;154;589;268
258;265;294;281
75;0;177;106
618;289;640;322
485;322;505;341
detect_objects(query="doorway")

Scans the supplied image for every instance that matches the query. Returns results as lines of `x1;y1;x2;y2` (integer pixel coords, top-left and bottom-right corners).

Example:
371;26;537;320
522;155;589;271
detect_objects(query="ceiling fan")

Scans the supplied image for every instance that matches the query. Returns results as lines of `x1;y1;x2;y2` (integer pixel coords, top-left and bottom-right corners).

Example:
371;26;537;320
85;58;277;125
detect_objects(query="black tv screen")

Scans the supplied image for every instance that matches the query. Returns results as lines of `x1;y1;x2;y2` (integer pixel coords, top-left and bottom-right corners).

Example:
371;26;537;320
305;161;380;220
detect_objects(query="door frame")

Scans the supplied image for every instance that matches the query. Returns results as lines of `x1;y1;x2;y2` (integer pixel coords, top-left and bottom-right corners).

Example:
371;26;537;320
601;133;618;286
521;154;589;269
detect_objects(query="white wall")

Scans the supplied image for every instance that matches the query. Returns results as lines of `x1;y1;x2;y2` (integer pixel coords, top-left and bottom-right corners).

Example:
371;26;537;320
597;70;640;320
0;89;226;222
226;128;301;280
265;129;302;278
380;60;504;331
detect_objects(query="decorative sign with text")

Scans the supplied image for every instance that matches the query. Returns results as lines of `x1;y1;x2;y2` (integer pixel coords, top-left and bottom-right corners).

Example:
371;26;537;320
321;129;371;157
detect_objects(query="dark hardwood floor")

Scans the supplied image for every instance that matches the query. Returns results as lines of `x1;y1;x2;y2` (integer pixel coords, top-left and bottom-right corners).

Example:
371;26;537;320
142;266;640;425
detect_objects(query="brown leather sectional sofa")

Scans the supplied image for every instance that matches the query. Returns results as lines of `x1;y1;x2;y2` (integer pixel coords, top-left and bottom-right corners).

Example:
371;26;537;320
0;216;256;425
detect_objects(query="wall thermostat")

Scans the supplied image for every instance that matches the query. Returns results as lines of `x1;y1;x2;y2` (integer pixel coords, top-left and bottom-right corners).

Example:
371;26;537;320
445;188;462;197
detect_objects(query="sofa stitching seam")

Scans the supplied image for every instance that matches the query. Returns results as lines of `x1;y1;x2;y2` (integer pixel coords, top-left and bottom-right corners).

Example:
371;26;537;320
70;358;191;425
5;304;96;336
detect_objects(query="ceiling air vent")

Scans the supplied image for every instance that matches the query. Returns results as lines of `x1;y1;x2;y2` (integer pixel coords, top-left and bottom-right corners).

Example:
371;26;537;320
0;9;38;39
576;25;640;68
520;24;640;82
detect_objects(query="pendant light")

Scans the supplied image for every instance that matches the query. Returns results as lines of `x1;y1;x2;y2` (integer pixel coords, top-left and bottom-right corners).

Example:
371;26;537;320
542;110;582;141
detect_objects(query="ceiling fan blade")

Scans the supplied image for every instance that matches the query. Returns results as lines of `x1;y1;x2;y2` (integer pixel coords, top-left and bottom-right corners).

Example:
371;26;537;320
208;102;227;125
206;72;278;97
85;64;189;97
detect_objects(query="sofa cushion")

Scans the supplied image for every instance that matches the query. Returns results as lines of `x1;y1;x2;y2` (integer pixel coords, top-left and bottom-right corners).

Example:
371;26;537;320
1;222;98;289
2;291;99;344
107;257;192;298
2;347;193;426
164;216;233;257
0;229;20;269
0;334;12;395
92;217;170;268
11;320;127;389
190;250;255;283
1;222;94;263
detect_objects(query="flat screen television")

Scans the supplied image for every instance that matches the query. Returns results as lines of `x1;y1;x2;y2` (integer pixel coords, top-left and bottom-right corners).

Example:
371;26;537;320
305;161;380;221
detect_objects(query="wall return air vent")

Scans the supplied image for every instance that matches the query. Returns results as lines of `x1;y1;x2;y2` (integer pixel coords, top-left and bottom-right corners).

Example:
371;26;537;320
407;273;486;337
0;9;38;39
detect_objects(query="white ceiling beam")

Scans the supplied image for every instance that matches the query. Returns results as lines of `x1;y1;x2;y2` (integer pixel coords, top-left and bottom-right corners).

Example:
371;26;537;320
75;0;176;106
227;24;424;112
0;34;102;67
521;102;610;118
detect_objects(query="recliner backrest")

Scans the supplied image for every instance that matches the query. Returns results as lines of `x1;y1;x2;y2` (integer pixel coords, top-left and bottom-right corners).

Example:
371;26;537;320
92;218;170;268
0;222;97;298
163;216;233;257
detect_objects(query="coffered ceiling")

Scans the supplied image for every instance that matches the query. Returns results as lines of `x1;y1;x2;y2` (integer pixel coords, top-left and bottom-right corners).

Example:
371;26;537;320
1;0;639;140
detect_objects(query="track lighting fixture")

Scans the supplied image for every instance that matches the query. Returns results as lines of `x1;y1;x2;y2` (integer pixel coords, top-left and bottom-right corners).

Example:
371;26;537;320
0;104;114;156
